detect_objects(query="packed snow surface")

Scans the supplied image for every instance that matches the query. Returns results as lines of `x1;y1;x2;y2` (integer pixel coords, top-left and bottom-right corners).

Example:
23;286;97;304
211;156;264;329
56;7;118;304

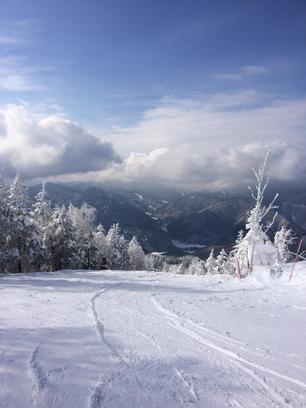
1;264;306;408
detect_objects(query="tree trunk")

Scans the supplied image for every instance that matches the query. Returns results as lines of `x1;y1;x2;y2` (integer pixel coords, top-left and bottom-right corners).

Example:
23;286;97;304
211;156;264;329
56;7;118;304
17;259;22;273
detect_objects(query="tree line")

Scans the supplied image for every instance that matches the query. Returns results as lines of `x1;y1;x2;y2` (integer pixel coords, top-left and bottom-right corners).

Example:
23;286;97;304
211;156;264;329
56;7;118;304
0;175;146;273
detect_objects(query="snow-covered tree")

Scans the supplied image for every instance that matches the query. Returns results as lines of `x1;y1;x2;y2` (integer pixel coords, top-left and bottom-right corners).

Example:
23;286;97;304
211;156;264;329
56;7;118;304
6;175;40;272
215;249;228;274
68;203;96;268
106;223;128;269
188;257;206;275
0;176;11;272
274;226;295;263
145;252;165;271
0;175;8;202
230;230;248;276
93;224;108;268
8;174;30;212
237;153;278;273
205;249;216;274
127;236;146;270
44;205;78;271
32;183;51;229
31;183;53;270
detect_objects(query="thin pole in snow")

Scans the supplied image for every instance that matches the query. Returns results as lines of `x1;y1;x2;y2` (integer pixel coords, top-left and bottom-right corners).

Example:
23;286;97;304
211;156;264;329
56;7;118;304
289;236;304;281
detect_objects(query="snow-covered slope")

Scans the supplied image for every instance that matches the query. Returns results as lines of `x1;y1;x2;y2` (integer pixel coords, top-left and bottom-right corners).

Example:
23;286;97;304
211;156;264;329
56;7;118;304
1;265;306;407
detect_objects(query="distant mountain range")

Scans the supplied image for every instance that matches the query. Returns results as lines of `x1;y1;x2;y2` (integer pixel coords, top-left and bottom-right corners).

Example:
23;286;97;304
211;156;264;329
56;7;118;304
29;181;306;258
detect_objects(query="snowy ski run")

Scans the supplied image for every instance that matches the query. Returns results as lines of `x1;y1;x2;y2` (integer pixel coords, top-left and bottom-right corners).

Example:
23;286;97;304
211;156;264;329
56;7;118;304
1;265;306;407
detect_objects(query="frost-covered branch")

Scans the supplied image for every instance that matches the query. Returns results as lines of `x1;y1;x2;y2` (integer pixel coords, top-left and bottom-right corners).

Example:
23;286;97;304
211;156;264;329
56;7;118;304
235;151;280;274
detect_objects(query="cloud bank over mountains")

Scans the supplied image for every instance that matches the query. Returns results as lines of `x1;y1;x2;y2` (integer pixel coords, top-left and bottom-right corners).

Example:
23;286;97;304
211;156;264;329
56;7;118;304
0;104;120;179
101;93;306;189
0;92;305;189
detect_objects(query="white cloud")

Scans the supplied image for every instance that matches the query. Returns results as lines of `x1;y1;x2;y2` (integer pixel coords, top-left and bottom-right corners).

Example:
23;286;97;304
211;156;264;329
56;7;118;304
102;141;306;190
1;93;305;190
0;104;120;179
91;93;306;189
101;93;305;154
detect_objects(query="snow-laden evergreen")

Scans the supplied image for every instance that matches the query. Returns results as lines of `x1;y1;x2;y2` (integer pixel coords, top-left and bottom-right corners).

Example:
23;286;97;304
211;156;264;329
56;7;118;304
106;223;129;269
187;256;206;275
128;236;146;270
68;203;97;269
92;224;108;269
205;249;216;274
214;248;228;274
274;226;295;263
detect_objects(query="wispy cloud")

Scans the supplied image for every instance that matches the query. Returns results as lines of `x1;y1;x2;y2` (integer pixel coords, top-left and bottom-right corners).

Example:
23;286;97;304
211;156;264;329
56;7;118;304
0;75;44;92
0;55;45;92
0;19;39;47
241;65;266;75
0;20;46;92
212;65;267;81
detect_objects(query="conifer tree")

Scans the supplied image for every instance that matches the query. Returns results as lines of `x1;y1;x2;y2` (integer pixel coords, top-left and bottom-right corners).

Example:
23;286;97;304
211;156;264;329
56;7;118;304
93;224;108;268
106;223;129;269
128;236;146;270
205;249;216;274
7;175;39;272
0;176;11;272
215;249;228;274
31;183;52;270
32;183;51;229
68;203;96;268
45;205;78;271
274;226;295;263
188;257;206;275
9;174;30;212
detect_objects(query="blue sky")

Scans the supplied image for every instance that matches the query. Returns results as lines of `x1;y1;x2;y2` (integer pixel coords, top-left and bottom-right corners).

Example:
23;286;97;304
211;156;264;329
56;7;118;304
1;0;305;124
0;0;305;186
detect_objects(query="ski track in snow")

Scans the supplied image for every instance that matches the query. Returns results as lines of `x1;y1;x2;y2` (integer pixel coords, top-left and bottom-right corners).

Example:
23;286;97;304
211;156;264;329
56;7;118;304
151;295;306;388
89;284;207;407
150;295;298;408
1;268;306;407
90;285;128;365
28;341;67;408
29;342;49;406
89;284;146;408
